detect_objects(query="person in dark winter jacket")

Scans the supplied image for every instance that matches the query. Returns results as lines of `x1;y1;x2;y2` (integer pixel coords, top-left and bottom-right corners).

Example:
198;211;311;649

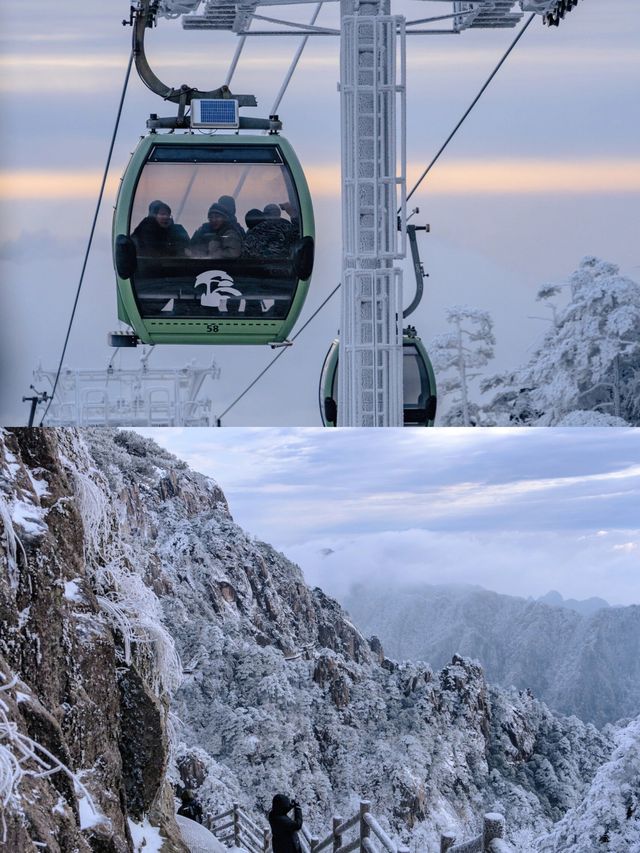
177;789;203;824
268;794;303;853
190;202;243;259
131;200;190;257
241;203;298;260
217;194;245;238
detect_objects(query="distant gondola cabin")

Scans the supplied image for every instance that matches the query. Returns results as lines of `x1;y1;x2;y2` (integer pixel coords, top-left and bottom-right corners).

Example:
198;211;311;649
320;333;437;426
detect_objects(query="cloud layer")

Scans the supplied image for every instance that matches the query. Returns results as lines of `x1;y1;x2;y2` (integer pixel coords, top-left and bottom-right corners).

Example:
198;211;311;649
136;428;640;605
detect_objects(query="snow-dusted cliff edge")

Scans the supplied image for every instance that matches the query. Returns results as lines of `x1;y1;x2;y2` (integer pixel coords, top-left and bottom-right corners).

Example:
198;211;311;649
1;429;638;852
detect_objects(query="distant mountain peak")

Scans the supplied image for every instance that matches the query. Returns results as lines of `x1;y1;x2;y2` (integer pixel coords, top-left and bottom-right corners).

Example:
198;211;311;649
537;590;610;615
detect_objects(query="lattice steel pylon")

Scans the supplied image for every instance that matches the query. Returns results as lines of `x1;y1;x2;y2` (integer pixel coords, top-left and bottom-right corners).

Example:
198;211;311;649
154;0;558;425
338;2;405;425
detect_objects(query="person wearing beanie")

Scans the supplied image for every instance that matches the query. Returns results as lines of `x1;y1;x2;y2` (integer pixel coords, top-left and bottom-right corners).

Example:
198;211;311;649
217;194;246;238
245;208;265;231
131;199;189;257
190;202;242;259
263;203;282;220
268;794;303;853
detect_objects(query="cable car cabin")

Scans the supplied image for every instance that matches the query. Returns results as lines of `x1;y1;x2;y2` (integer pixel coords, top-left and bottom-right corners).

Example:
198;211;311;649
320;333;437;426
112;134;314;346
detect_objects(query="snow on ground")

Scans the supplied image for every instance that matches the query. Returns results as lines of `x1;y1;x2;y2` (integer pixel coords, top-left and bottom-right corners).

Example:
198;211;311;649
175;815;233;852
128;818;167;853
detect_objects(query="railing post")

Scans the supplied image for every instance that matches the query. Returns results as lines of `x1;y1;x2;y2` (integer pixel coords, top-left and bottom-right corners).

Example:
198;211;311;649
483;814;505;851
333;815;343;852
233;802;240;848
440;834;456;853
359;801;371;851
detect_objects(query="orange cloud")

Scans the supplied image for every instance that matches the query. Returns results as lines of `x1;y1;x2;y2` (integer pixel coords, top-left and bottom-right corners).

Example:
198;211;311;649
309;158;640;196
1;159;639;201
0;172;121;200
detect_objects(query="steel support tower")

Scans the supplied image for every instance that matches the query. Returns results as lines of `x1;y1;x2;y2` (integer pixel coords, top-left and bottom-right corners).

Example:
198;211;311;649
149;0;563;426
338;0;405;425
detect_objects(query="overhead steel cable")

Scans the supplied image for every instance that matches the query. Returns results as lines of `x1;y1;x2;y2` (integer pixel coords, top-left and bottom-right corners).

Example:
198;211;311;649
39;49;134;426
216;282;341;423
269;3;324;117
405;13;535;205
225;34;248;86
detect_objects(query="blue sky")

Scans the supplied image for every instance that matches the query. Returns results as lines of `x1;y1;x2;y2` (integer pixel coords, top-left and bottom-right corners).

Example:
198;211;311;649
1;1;639;424
135;427;640;605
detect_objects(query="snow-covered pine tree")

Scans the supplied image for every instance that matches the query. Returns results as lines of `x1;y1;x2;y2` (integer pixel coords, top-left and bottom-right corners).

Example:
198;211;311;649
482;257;640;425
430;305;495;426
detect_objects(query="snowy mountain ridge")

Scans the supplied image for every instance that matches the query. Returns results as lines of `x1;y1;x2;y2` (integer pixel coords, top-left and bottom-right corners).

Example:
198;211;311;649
341;582;640;727
1;429;638;852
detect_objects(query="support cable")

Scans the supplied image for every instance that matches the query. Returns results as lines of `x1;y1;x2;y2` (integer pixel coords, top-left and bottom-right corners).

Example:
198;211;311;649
39;49;134;426
405;13;535;204
269;3;324;117
225;34;248;86
216;282;341;423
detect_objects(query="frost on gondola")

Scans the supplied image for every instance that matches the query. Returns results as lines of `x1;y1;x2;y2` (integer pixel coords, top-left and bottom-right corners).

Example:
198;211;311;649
319;328;438;427
110;0;314;347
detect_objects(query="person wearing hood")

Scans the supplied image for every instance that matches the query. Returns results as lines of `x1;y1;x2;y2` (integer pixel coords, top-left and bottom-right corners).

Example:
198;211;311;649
268;794;303;853
131;200;189;257
190;202;242;259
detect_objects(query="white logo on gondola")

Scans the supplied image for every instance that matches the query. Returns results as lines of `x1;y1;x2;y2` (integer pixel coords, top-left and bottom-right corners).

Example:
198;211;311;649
194;270;246;314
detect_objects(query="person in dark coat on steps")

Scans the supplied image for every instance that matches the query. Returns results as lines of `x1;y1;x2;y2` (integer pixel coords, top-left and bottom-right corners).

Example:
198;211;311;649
269;794;303;853
177;788;203;824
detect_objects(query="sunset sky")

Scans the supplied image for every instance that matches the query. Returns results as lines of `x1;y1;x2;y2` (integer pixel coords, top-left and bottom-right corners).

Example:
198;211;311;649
1;1;638;424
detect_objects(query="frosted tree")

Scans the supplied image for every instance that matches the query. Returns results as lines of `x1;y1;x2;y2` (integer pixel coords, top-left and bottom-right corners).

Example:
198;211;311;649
482;258;640;425
533;284;564;329
430;306;495;425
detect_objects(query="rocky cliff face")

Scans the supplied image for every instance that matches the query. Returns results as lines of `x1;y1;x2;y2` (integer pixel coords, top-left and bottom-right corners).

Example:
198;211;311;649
0;429;628;853
0;429;186;852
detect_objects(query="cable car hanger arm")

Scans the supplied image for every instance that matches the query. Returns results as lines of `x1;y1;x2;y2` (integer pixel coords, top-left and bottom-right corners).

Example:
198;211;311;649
127;0;257;107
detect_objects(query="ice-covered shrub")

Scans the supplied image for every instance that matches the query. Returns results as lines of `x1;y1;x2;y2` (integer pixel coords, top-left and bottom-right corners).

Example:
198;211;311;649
0;673;105;842
0;496;26;590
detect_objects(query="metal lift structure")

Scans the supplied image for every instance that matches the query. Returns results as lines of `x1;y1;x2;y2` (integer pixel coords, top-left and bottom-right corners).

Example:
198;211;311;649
150;0;579;425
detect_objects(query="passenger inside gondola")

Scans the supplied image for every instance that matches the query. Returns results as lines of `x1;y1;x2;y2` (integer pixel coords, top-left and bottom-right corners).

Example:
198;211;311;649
190;202;243;259
242;201;299;259
131;200;190;257
217;195;245;238
125;148;310;322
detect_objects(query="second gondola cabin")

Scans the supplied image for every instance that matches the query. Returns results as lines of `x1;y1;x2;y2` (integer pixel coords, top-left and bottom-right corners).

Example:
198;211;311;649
320;330;437;426
112;131;314;346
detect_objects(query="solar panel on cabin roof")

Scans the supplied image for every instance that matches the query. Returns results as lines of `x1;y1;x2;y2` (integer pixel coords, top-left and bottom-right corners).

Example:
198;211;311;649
192;99;239;128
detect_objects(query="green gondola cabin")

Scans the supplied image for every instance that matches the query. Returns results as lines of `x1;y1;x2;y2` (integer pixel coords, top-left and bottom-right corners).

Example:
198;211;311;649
320;331;437;426
112;133;314;346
